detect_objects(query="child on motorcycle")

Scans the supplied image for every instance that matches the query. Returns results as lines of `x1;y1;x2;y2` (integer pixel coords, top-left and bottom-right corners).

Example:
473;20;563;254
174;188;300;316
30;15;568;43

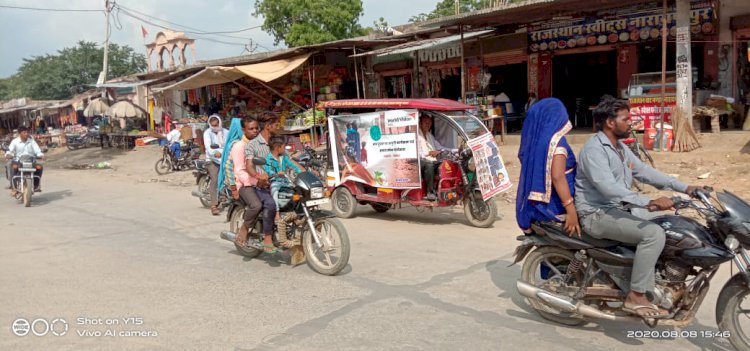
264;136;303;221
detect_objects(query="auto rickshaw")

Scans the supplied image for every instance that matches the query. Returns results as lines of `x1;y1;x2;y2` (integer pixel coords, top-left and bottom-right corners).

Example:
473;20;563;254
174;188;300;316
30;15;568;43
324;98;508;228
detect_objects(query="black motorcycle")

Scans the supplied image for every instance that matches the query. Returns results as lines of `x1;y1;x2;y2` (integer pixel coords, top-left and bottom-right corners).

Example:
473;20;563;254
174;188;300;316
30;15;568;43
154;140;201;175
220;157;350;276
191;159;211;208
66;129;99;150
514;187;750;350
293;146;328;181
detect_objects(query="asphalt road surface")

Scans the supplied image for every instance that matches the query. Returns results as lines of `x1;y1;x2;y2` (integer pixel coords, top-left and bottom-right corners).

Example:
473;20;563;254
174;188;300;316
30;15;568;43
0;146;737;350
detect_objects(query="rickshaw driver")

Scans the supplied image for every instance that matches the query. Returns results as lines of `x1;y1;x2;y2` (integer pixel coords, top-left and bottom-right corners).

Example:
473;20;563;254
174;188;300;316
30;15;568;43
417;114;451;201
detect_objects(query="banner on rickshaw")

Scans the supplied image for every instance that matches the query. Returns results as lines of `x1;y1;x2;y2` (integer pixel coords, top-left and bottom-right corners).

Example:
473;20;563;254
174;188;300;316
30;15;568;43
467;133;512;200
328;109;421;188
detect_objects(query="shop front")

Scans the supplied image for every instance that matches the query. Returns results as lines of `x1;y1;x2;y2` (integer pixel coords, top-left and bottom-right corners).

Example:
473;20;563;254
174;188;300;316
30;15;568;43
526;0;717;130
731;13;750;129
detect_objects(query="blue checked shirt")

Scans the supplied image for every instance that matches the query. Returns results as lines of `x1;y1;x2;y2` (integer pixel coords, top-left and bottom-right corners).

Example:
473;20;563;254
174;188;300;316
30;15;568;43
264;153;301;178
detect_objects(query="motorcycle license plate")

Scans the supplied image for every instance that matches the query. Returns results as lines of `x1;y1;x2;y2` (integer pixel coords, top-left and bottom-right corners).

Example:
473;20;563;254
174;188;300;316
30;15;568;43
19;168;36;172
306;198;330;207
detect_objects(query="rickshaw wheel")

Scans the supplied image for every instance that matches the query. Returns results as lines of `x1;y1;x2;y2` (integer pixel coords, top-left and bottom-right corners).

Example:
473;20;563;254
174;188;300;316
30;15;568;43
464;193;497;228
332;187;357;218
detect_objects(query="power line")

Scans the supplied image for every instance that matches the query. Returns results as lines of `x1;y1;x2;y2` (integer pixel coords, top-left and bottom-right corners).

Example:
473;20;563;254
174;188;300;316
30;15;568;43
115;3;261;39
0;4;102;12
115;9;248;47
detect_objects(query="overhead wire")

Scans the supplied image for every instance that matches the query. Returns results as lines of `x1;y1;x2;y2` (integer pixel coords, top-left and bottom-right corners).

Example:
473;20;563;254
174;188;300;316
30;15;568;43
0;4;102;12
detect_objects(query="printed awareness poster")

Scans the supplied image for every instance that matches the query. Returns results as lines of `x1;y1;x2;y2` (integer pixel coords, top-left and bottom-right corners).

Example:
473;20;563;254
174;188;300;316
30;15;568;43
467;132;512;200
329;109;421;188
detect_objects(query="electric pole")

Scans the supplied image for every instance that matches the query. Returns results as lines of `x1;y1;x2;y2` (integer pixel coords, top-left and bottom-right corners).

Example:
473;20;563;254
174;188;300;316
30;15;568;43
100;0;112;99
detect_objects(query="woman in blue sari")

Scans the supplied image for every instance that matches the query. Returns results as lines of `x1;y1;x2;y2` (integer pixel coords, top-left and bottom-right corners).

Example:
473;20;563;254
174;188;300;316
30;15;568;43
516;98;580;236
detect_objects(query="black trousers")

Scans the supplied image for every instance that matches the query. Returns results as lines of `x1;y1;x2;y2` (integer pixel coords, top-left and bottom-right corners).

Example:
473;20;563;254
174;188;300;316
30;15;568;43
420;158;438;194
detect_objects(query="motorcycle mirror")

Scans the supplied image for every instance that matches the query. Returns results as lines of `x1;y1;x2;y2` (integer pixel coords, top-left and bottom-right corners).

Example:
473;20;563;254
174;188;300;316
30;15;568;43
252;157;266;166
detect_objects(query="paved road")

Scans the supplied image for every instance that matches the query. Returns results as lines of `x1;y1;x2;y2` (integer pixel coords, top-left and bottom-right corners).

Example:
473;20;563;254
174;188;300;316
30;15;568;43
0;147;737;350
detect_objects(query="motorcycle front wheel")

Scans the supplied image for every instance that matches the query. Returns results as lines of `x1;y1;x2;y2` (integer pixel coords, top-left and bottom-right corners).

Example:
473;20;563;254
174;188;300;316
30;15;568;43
717;275;750;351
23;177;33;207
197;175;210;208
154;158;172;175
521;246;586;326
303;217;350;276
463;192;498;228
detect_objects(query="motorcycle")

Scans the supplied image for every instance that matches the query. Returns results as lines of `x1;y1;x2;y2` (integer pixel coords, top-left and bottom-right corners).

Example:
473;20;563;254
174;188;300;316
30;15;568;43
7;155;42;207
191;159;211;208
154;140;201;175
66;128;100;150
513;187;750;350
220;157;350;276
292;146;328;181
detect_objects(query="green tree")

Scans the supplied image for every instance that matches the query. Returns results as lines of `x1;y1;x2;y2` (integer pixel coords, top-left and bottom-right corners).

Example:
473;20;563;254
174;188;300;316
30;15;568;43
410;0;521;23
254;0;365;47
1;41;146;100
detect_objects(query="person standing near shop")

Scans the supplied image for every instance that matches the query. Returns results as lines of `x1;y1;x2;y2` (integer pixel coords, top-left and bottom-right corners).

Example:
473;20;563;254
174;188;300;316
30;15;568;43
166;124;182;159
203;114;228;216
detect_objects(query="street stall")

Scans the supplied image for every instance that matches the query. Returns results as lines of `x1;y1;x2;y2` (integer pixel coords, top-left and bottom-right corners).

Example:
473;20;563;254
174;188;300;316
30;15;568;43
105;100;151;150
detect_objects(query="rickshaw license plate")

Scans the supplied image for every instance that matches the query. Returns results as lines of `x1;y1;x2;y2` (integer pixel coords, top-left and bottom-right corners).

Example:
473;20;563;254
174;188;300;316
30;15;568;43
306;198;330;206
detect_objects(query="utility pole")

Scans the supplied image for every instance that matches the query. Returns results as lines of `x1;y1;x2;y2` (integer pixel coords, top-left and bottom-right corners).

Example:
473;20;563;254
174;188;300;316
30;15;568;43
100;0;112;99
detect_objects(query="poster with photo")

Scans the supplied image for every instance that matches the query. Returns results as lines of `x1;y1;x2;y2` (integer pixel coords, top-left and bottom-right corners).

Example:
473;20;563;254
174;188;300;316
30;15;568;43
328;109;421;188
467;132;512;200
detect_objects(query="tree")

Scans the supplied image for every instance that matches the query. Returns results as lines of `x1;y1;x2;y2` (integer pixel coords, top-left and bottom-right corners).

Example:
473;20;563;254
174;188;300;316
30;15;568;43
1;41;146;100
410;0;522;23
254;0;365;47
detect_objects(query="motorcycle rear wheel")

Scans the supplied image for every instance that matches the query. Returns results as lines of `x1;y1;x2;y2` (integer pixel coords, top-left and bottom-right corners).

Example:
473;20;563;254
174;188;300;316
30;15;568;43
197;175;210;208
229;207;262;258
23;177;33;207
521;246;586;326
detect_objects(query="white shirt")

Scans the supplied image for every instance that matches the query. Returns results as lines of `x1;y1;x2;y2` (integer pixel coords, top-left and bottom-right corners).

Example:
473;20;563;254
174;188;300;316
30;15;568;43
494;92;514;114
418;129;446;162
6;137;43;159
166;129;181;144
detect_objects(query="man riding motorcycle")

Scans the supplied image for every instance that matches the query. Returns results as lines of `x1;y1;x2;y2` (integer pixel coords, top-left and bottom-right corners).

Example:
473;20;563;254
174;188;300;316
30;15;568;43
5;126;44;196
575;96;702;318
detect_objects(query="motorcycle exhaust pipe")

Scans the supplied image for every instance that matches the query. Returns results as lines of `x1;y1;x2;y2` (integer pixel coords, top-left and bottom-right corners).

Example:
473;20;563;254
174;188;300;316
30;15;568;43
191;190;203;198
220;231;236;242
516;280;640;322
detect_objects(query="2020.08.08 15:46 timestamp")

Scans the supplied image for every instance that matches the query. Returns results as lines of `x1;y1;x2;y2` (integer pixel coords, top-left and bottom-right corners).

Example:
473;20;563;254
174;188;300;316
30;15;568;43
626;330;730;339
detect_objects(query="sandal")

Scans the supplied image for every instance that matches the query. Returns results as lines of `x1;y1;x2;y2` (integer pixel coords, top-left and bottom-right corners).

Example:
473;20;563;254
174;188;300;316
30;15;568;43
622;302;669;319
263;243;278;254
210;206;220;216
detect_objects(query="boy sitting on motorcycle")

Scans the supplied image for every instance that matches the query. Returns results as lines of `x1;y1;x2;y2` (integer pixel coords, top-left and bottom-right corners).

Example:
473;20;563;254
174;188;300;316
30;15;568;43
264;136;304;222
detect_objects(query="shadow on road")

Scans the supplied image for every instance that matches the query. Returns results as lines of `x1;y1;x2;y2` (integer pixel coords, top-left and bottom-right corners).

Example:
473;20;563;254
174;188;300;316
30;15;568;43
354;207;502;227
742;139;750;154
32;189;73;206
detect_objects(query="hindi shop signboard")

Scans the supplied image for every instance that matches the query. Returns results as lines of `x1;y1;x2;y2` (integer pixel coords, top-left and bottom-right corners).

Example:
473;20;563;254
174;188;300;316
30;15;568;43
629;95;676;131
527;1;714;52
328;109;421;189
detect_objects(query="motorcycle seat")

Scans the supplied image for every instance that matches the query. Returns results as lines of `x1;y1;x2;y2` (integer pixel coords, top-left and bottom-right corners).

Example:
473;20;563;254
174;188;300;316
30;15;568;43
533;221;618;248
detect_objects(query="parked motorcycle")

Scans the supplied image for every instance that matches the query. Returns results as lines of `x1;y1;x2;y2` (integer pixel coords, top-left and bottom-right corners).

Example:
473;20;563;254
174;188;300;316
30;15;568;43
66;128;100;150
220;157;350;276
293;146;328;181
154;140;201;175
7;155;42;207
513;187;750;350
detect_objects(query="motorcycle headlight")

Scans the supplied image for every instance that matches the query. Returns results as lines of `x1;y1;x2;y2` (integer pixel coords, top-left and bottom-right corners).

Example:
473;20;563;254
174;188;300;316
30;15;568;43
311;187;324;199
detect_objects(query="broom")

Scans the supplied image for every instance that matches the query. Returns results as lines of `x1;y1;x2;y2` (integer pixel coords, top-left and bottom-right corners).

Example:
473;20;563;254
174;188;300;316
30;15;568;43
672;108;701;152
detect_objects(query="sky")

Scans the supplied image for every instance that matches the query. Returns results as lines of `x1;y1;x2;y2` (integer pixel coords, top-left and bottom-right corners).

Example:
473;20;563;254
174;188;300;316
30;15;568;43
0;0;438;78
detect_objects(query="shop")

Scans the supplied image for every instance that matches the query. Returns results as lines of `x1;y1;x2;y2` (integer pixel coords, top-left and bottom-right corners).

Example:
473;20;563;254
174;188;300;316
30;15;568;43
526;0;717;129
731;13;750;128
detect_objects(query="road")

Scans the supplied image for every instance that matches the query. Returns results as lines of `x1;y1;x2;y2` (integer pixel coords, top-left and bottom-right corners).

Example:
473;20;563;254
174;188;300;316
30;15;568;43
0;145;737;351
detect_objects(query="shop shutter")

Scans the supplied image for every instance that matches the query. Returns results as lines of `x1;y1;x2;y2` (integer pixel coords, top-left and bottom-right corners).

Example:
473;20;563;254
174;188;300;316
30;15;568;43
483;49;527;67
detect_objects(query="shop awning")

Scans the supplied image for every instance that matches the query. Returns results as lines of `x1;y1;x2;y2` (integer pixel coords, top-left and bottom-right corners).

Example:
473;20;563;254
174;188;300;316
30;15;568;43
155;53;311;92
350;30;494;58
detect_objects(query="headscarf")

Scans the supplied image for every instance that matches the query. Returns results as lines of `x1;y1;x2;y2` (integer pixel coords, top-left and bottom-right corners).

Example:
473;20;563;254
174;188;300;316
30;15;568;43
515;98;574;231
208;114;226;146
217;118;244;193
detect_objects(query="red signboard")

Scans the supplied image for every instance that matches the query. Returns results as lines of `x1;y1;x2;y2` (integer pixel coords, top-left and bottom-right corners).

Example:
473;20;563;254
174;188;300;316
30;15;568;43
628;95;676;131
